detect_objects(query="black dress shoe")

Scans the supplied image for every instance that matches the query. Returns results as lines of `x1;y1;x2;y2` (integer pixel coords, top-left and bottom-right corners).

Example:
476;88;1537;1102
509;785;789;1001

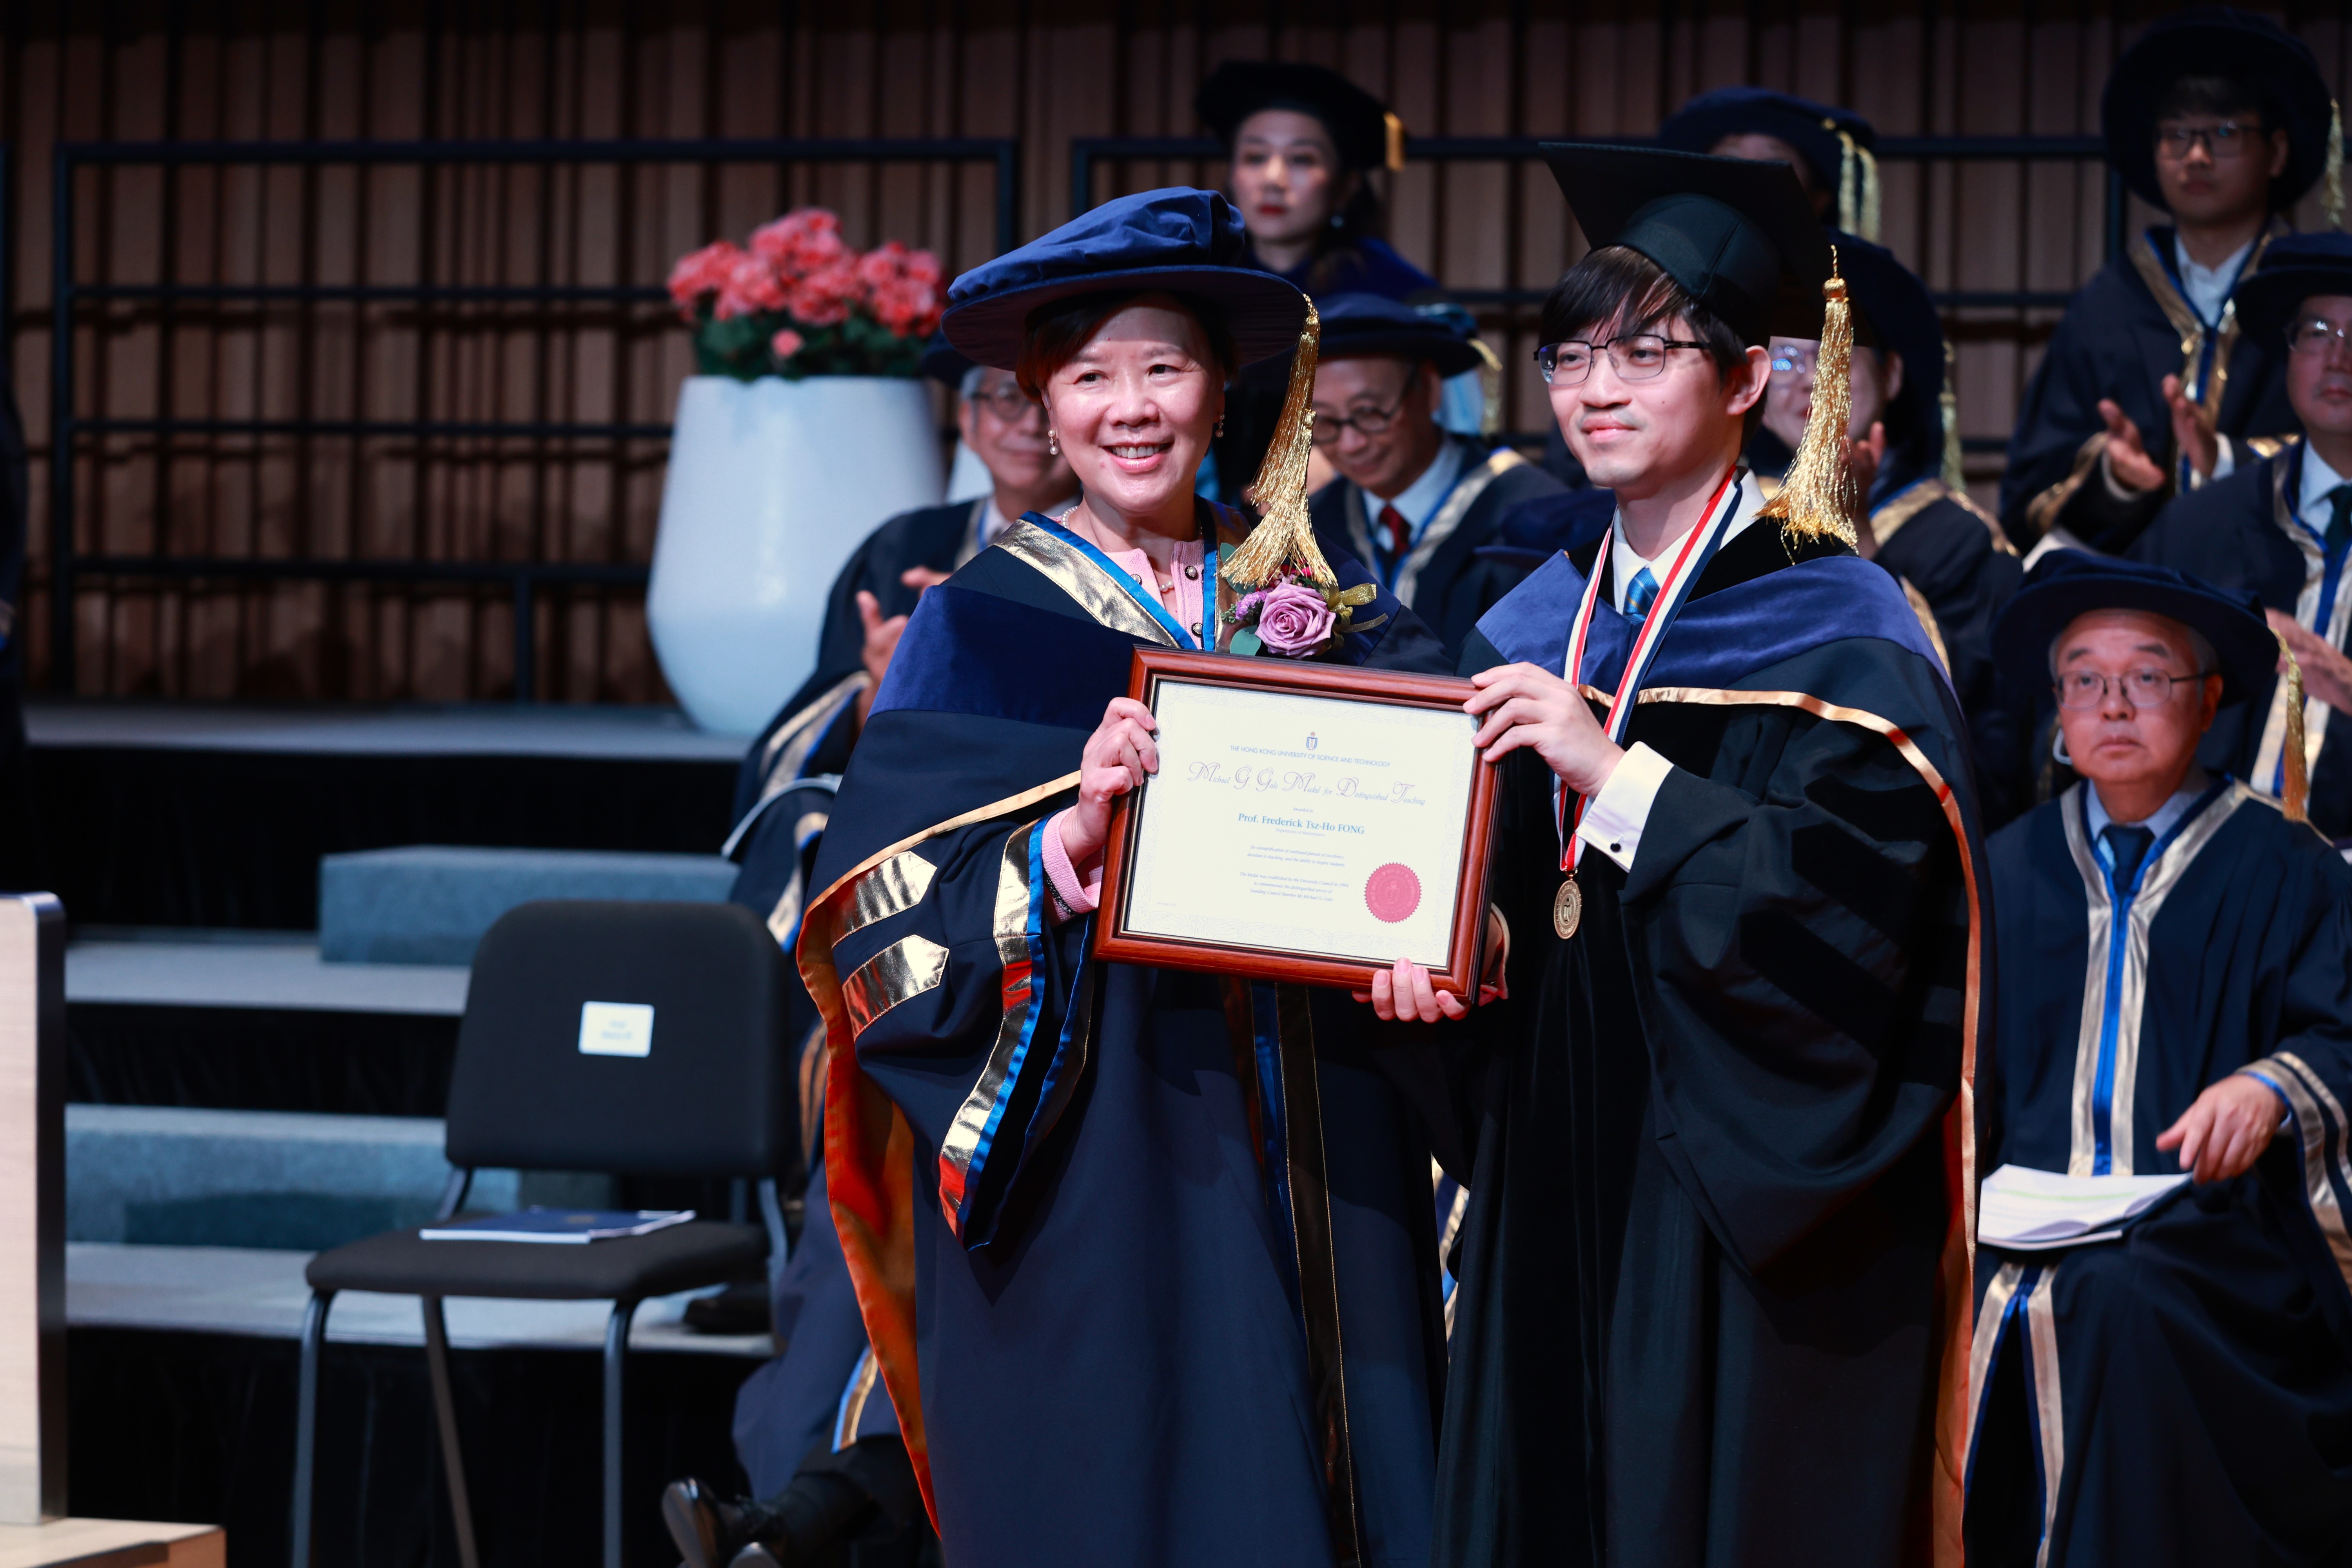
662;1477;775;1568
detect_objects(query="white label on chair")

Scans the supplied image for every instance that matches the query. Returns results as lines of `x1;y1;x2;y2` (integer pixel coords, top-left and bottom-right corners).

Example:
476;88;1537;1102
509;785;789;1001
578;1001;654;1057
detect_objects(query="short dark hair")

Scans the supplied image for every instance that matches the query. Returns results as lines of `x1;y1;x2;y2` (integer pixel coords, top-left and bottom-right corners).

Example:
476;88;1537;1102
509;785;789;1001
1015;289;1238;402
2153;74;2275;136
1540;245;1762;435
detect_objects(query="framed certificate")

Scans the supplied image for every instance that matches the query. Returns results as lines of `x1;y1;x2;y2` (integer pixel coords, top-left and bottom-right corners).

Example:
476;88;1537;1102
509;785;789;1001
1093;648;1500;995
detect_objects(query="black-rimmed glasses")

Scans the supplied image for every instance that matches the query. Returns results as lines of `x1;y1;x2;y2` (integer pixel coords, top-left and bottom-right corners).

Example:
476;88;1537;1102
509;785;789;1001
967;385;1038;420
1536;335;1712;387
2153;122;2260;162
2054;666;2213;710
1310;387;1414;446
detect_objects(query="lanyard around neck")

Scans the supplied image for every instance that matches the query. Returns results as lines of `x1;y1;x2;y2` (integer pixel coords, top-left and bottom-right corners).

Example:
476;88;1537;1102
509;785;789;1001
1553;467;1743;871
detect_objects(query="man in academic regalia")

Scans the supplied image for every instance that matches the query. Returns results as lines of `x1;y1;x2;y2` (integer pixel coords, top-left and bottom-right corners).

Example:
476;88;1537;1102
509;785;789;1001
1965;549;2352;1567
2000;11;2339;554
2132;234;2352;846
1759;232;2030;825
1305;293;1565;660
1371;145;1983;1566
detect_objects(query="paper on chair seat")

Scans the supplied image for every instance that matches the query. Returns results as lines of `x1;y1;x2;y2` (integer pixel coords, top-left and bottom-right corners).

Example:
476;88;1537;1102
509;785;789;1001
1978;1164;2190;1250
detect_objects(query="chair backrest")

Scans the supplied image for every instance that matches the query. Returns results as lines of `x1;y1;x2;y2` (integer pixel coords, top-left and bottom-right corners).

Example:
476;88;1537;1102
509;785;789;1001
444;900;791;1179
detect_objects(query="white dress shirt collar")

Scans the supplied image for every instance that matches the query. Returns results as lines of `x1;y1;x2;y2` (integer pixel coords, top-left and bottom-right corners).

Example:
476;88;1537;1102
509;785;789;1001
2299;442;2352;525
2085;770;2211;849
2173;234;2257;326
1607;466;1766;615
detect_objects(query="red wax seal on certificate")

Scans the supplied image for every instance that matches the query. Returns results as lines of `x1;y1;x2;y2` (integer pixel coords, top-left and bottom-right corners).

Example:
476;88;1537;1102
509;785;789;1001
1364;863;1421;923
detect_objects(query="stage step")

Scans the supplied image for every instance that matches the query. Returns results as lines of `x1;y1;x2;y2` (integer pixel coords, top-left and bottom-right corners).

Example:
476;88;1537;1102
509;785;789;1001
60;1105;631;1251
318;845;738;965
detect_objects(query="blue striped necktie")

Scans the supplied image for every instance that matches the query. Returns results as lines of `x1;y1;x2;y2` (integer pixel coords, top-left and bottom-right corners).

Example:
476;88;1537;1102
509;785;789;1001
1624;565;1661;623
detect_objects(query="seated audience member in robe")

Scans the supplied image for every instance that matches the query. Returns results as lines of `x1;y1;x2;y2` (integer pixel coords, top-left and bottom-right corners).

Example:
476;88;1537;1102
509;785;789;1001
1305;292;1565;659
1760;232;2029;824
1966;548;2352;1567
1373;146;1982;1567
727;334;1078;837
799;189;1448;1566
1194;60;1447;500
2132;234;2352;846
2000;12;2334;553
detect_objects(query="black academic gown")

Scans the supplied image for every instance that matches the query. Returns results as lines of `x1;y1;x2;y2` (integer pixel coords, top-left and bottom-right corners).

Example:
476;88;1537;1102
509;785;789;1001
2129;445;2352;842
1967;782;2352;1567
801;505;1451;1568
1999;227;2297;553
1310;442;1567;661
1423;490;1984;1567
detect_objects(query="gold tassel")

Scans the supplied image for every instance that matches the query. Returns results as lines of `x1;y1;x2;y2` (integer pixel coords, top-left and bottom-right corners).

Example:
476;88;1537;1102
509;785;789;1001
1226;299;1339;589
1470;336;1503;437
1829;126;1882;243
1760;247;1861;548
2327;99;2345;232
1940;337;1967;492
2279;630;2310;823
1384;112;1407;173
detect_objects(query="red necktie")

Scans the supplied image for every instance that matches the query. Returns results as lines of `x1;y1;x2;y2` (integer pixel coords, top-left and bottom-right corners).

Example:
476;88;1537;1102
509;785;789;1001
1379;504;1411;561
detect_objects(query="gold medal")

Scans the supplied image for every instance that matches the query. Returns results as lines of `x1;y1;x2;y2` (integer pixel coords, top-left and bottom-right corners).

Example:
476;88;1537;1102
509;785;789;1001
1552;873;1582;940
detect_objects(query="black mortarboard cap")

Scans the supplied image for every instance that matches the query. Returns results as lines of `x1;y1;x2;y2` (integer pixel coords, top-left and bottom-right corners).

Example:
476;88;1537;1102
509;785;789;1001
1196;62;1405;173
2100;9;2337;212
1541;143;1835;346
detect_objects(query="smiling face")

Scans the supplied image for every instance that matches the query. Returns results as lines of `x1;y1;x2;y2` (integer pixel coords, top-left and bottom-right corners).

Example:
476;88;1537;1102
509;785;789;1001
2052;610;2221;801
1552;312;1769;500
959;367;1070;498
1312;354;1445;500
1762;341;1902;453
2285;294;2352;445
1230;109;1354;251
1038;296;1225;521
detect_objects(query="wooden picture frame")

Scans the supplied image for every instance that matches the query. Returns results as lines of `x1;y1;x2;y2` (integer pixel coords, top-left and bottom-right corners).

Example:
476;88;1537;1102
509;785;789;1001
1091;648;1501;995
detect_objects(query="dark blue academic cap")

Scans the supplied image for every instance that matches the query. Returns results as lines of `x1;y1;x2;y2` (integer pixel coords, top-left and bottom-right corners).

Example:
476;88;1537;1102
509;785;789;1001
1312;292;1485;377
920;332;976;388
940;189;1309;372
2233;233;2352;348
1992;549;2276;706
1825;230;1947;454
1196;61;1404;174
2100;9;2336;212
1542;144;1835;346
1657;86;1875;201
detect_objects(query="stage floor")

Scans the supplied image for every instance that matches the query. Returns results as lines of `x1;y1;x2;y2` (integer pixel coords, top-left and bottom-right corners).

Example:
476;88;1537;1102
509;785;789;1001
24;699;750;760
69;1242;771;1358
68;931;470;1014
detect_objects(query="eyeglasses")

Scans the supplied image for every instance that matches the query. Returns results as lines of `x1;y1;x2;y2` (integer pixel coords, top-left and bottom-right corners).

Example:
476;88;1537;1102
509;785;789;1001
1310;388;1413;445
1536;335;1712;387
1769;346;1817;379
2153;122;2260;162
2287;318;2352;358
967;385;1037;421
2054;666;2212;710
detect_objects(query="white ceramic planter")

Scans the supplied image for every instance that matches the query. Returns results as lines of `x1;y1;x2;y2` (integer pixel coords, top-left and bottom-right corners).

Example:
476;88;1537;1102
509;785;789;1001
650;375;944;734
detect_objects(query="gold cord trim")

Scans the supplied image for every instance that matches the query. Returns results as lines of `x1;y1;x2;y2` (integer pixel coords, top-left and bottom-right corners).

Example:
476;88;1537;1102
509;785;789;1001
2328;100;2345;232
2278;629;2310;822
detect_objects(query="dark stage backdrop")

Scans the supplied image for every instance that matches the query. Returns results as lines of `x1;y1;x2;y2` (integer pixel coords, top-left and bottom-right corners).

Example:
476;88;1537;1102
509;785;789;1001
0;3;2345;704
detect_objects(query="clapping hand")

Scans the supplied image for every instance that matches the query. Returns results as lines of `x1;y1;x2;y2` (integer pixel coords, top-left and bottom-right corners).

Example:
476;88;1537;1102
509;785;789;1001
2269;609;2352;713
2162;374;2220;480
853;566;954;726
2098;399;2168;493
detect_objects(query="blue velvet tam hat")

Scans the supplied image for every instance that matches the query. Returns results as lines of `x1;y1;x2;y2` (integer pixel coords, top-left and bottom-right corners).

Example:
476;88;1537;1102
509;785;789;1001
2232;232;2352;347
1992;548;2276;707
2100;9;2339;215
919;331;976;388
1195;60;1406;174
1658;86;1880;238
1309;292;1485;377
940;189;1309;372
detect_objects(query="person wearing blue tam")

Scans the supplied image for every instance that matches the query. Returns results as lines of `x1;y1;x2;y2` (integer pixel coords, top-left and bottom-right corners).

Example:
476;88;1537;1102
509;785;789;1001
1300;292;1566;658
2130;232;2352;844
1967;547;2352;1567
1372;144;1985;1566
662;325;1081;1568
1754;230;2032;824
1657;85;1882;238
787;187;1448;1568
2001;9;2341;555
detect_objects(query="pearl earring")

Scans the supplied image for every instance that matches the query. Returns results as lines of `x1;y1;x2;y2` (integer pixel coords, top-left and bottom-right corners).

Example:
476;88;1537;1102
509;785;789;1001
1048;431;1059;456
1215;415;1227;437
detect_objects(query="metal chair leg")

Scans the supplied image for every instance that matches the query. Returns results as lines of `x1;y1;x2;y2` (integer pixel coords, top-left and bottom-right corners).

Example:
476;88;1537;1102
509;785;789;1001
603;1299;639;1568
421;1297;483;1568
290;1289;335;1568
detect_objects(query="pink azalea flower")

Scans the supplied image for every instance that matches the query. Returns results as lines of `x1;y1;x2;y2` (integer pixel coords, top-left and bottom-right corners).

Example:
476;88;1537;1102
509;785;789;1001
1254;583;1336;657
769;328;805;361
665;240;743;318
751;208;849;274
788;258;860;328
714;251;788;319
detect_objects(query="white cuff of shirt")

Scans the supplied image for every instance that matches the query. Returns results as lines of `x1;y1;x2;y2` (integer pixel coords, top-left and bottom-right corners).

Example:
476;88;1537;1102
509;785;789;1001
2209;434;2235;483
1573;742;1674;873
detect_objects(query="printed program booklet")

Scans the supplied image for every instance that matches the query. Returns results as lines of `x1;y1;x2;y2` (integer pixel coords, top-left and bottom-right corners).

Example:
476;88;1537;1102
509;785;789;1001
420;1207;696;1244
1976;1165;2189;1250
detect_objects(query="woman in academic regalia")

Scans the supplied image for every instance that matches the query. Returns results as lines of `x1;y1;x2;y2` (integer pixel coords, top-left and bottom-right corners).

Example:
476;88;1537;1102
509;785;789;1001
797;188;1448;1568
1194;61;1451;501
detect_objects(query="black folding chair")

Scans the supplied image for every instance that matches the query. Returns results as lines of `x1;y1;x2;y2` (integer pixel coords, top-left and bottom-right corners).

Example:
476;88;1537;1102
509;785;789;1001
289;900;795;1568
